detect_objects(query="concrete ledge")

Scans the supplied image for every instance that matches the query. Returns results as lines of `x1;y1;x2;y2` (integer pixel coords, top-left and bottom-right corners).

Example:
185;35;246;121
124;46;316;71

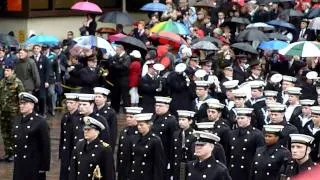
0;12;148;42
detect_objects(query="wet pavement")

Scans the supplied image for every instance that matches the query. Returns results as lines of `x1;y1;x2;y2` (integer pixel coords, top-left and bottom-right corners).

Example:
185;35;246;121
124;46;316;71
0;111;126;180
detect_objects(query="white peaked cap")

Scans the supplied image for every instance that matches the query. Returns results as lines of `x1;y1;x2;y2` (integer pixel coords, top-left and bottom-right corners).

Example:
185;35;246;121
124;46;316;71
78;94;95;101
177;110;195;118
134;113;153;121
193;131;220;143
290;134;314;145
155;96;172;104
223;80;239;89
93;87;110;96
125;107;143;114
263;125;284;133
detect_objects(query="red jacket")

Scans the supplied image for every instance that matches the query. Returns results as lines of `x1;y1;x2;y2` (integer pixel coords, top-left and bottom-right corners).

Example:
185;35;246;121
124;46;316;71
129;59;141;88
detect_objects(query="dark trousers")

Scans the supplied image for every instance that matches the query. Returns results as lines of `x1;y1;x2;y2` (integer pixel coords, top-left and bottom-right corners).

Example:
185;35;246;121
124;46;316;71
111;78;130;112
33;90;47;116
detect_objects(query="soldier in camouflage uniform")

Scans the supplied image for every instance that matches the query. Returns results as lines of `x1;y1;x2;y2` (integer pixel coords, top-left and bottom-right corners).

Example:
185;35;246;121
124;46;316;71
0;63;25;162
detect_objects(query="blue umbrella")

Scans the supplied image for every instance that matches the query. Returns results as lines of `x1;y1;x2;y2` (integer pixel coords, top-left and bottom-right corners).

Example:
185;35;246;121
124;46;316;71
26;35;59;46
73;36;116;56
267;19;296;30
258;40;288;50
308;8;320;18
141;2;167;12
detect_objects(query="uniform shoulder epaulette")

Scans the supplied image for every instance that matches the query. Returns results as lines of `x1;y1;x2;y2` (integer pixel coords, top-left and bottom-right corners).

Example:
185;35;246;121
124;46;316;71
101;141;109;148
79;139;84;142
216;160;227;168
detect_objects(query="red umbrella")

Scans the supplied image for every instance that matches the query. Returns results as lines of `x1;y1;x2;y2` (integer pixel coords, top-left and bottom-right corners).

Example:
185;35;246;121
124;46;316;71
150;31;187;49
292;164;320;180
108;33;127;42
71;1;102;13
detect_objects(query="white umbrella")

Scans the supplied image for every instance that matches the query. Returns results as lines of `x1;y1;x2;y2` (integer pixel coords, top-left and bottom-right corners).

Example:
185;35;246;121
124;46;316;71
278;41;320;57
246;22;275;31
308;17;320;30
74;36;116;56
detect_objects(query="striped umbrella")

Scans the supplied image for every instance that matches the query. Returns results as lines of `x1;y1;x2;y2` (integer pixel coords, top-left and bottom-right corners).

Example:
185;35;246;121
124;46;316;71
150;21;190;35
278;41;320;57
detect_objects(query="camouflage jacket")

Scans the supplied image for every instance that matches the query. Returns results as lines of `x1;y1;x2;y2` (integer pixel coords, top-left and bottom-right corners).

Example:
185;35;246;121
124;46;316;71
0;74;25;112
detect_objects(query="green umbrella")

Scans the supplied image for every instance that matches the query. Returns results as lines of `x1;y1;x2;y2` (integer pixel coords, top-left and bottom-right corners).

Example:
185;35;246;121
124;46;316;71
278;41;320;57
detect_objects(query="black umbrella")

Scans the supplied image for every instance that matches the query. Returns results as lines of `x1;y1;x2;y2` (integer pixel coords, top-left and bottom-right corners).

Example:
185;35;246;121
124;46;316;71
265;32;290;41
231;43;258;54
98;11;133;26
280;9;304;17
191;36;222;47
0;33;19;47
236;29;268;42
115;36;147;52
230;17;251;25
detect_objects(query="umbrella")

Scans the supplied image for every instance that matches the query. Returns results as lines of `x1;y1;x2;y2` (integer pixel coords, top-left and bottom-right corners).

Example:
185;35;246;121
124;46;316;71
0;33;19;47
150;21;190;35
98;11;133;26
141;2;167;12
191;41;219;51
246;22;275;31
115;36;147;52
258;40;289;50
25;35;59;46
191;36;222;47
236;29;269;42
230;17;251;25
71;1;102;13
96;27;116;34
193;0;216;8
267;19;296;30
266;32;290;41
280;9;304;17
308;17;320;30
278;41;320;57
150;31;186;49
108;33;127;42
307;8;320;18
231;42;258;54
73;36;116;56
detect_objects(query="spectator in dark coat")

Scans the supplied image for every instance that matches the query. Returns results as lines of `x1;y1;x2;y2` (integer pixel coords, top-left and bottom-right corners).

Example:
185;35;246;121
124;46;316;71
109;45;131;112
132;21;148;44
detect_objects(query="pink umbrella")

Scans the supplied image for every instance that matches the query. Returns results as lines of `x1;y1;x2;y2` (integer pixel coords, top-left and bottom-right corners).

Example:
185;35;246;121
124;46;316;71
108;33;127;42
71;1;102;13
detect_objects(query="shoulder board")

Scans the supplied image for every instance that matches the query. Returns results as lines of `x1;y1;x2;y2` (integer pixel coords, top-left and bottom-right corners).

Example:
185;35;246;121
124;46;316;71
79;139;84;142
101;141;109;148
216;160;227;168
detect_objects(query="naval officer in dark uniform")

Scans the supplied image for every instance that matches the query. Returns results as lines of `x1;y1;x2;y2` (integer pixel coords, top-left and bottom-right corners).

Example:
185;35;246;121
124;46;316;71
202;99;231;152
250;125;291;180
68;116;115;180
227;108;265;180
78;93;112;146
12;92;50;180
128;113;166;180
268;103;298;147
93;87;117;151
171;110;197;180
59;93;81;180
151;96;178;172
283;134;317;179
186;131;232;180
117;106;142;180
